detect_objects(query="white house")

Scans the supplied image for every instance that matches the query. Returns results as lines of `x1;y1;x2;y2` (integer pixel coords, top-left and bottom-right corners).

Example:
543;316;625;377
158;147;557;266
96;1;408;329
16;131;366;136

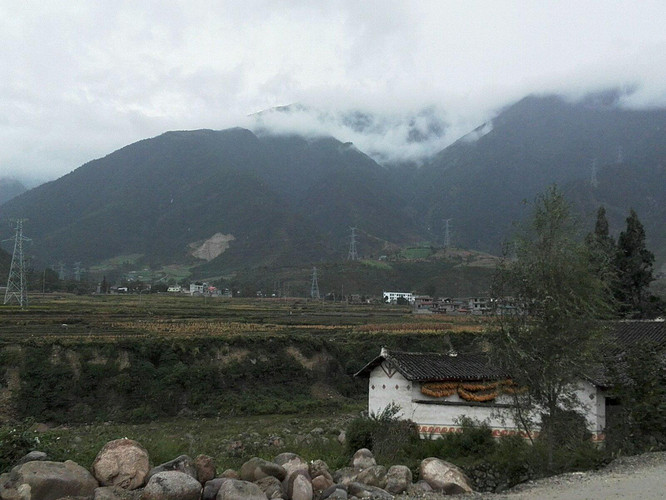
383;291;415;304
355;348;607;442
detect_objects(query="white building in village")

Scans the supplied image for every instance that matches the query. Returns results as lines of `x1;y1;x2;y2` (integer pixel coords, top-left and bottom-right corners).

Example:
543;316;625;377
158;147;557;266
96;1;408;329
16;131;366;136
355;348;607;442
383;291;415;304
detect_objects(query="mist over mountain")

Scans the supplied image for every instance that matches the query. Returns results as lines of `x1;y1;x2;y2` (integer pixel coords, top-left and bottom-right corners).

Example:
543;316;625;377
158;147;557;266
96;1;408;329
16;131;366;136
408;94;666;258
0;178;27;205
1;93;665;276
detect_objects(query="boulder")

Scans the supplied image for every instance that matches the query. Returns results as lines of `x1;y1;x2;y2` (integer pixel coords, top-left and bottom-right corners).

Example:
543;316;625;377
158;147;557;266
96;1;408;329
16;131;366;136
307;461;332;483
16;451;49;466
384;466;412;495
320;485;347;500
94;486;144;499
141;470;202;500
240;457;287;482
255;476;283;499
92;439;150;490
273;454;306;476
195;455;216;484
331;468;357;486
419;458;473;495
311;474;333;494
346;482;393;500
202;478;228;500
409;480;433;493
1;460;98;500
220;470;240;479
337;431;346;445
215;479;267;500
146;455;197;483
355;466;387;489
350;449;375;471
286;471;312;500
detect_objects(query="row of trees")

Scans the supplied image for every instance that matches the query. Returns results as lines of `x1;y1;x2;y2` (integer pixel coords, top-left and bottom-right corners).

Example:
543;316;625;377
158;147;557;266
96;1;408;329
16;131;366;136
489;186;662;468
587;206;661;318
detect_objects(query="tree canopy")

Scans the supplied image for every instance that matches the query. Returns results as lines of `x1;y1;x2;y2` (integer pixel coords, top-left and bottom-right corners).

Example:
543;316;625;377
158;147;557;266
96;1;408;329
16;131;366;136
490;186;611;467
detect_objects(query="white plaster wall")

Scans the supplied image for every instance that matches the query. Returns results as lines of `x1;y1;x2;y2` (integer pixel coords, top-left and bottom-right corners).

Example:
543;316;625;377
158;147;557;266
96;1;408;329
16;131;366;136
368;364;413;419
573;380;606;439
366;365;606;440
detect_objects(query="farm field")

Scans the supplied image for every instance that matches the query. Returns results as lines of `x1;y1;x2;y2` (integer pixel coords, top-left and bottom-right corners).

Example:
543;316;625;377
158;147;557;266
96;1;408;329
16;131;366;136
0;293;486;342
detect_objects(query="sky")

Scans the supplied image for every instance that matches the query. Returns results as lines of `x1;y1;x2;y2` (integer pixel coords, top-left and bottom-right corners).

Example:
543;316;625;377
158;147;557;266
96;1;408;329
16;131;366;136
1;0;666;182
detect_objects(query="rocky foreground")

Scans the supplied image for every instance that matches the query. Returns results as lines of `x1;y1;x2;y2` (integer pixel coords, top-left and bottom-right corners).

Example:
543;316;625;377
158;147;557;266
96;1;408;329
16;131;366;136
0;438;473;500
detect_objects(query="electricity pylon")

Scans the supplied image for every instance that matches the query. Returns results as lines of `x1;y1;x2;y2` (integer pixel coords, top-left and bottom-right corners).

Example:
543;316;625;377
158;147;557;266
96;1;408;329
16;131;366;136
310;267;320;299
4;219;30;307
347;227;359;261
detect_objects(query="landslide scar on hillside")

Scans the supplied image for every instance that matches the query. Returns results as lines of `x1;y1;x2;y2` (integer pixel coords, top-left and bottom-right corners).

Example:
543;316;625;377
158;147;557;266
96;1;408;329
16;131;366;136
189;233;235;261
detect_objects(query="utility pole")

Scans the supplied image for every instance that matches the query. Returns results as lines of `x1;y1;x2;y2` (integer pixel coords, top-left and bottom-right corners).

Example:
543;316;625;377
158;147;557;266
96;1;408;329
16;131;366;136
310;267;320;300
4;219;31;307
347;227;359;261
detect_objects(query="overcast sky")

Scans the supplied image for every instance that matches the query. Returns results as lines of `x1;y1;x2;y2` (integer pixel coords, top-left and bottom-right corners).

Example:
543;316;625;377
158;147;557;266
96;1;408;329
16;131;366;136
2;0;666;182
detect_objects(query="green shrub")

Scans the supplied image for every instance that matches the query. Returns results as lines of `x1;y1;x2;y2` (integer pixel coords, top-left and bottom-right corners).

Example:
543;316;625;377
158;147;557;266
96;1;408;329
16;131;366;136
0;421;41;472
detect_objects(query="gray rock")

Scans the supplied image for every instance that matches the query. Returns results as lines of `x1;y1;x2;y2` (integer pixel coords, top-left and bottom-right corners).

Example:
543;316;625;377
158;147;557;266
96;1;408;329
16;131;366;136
332;468;357;486
146;455;197;483
16;451;49;466
92;439;150;490
308;461;332;483
215;478;268;500
195;455;217;484
273;453;305;472
337;431;346;445
2;460;98;500
311;474;334;494
320;485;348;500
94;486;144;500
346;482;393;500
240;457;287;482
220;469;240;479
141;470;202;500
255;476;283;499
409;480;433;493
355;466;387;489
203;478;229;500
350;450;375;471
419;457;473;495
286;471;312;500
384;466;411;495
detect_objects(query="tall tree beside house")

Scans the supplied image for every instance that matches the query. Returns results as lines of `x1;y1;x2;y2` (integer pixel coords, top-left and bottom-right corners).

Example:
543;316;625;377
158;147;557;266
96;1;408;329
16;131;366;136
489;186;611;470
585;206;617;310
614;209;658;318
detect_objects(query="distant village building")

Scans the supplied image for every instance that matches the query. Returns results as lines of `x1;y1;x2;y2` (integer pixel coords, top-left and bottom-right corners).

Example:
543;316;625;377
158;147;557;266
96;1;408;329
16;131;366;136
383;291;415;304
189;283;205;295
167;285;182;293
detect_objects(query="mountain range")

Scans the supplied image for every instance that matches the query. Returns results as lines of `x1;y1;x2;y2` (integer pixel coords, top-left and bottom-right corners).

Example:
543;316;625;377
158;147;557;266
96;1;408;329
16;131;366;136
1;93;665;278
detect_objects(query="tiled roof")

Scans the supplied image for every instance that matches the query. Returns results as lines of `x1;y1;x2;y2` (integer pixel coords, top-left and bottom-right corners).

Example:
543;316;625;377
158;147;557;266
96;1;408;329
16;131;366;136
354;349;510;382
611;320;666;349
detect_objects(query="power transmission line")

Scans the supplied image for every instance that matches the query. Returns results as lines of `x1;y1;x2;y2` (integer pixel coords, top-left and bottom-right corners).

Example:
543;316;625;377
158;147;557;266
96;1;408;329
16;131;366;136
310;267;320;299
4;219;31;307
347;227;359;261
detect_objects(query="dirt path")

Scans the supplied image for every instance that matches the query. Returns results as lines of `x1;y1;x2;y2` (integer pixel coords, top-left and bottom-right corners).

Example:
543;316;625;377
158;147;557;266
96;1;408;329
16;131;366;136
486;452;666;500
